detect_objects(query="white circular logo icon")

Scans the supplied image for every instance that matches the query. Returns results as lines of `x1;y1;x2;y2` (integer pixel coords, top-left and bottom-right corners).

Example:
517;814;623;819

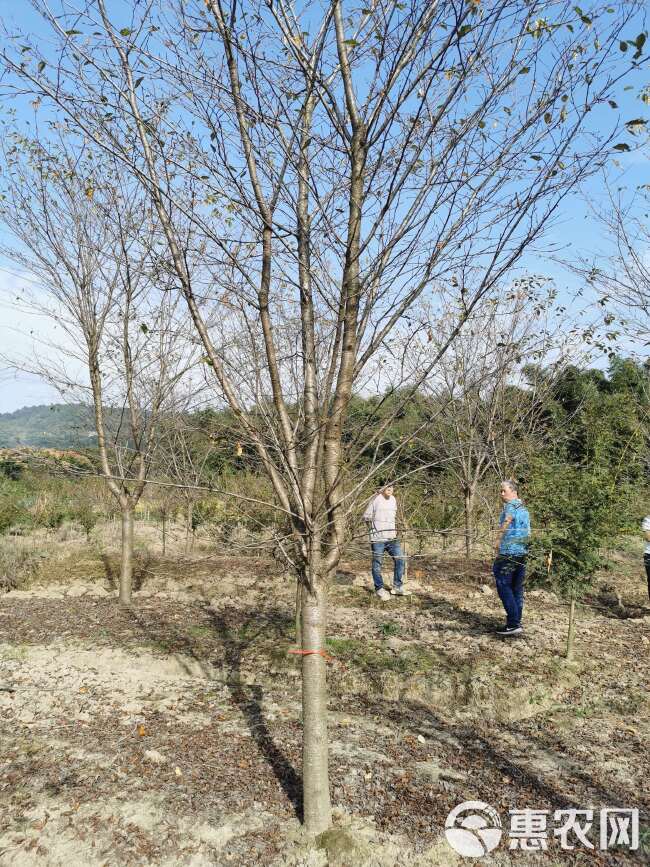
445;800;503;858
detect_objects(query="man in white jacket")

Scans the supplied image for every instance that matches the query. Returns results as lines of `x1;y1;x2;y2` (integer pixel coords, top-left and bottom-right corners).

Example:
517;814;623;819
363;483;409;600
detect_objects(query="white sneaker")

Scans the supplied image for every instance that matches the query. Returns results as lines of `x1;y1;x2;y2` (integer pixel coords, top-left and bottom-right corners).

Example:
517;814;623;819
375;588;391;601
390;586;411;597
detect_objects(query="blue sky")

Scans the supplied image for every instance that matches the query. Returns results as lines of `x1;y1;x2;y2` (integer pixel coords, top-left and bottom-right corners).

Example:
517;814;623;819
0;1;647;412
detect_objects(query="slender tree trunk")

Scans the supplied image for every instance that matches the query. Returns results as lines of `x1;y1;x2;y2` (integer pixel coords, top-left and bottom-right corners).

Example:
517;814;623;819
301;580;331;834
161;511;167;556
464;487;474;558
565;596;576;660
185;501;193;555
295;578;302;648
119;505;134;606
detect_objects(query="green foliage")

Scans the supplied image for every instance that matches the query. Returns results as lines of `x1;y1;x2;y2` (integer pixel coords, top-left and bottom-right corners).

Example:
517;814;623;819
526;459;616;594
71;501;98;540
347;390;436;475
0;404;133;449
191;499;214;533
0;467;104;536
0;404;96;448
523;357;649;592
0;458;24;480
0;497;28;534
0;477;32;533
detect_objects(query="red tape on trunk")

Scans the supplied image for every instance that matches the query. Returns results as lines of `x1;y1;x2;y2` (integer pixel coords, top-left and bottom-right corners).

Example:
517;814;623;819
288;649;336;663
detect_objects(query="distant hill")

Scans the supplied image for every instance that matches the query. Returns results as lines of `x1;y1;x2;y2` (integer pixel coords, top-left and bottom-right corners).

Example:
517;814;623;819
0;404;99;448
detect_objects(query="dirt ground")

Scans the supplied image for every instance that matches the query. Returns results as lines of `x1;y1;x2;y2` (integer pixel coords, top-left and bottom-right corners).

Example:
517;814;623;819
0;529;648;866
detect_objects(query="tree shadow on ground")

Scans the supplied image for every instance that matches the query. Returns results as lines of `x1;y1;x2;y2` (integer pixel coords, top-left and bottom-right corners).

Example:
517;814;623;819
416;593;502;633
206;605;303;821
101;552;152;593
126;601;303;821
582;588;650;620
350;691;649;860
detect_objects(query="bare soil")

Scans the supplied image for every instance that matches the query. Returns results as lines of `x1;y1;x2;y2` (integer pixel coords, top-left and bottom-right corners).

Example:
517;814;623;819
0;538;648;865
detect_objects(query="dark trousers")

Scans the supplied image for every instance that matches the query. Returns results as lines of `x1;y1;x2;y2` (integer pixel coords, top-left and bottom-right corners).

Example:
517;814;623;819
493;554;526;628
644;554;650;602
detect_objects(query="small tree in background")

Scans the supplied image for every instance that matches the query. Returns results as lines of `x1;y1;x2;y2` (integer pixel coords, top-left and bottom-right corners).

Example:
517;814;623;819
0;132;196;604
411;283;567;556
525;359;650;655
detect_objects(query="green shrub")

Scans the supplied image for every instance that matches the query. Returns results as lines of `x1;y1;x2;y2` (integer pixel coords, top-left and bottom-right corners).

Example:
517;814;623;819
70;501;99;540
526;457;619;595
0;544;44;592
0;459;24;481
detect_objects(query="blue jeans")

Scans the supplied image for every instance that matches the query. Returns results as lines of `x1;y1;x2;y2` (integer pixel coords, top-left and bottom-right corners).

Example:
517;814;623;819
371;540;405;591
493;555;526;628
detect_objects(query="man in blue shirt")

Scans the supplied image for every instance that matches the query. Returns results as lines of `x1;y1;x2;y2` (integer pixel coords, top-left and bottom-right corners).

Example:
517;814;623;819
493;480;530;636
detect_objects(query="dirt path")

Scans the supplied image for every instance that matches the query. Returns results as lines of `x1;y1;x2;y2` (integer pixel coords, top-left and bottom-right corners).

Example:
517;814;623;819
0;554;648;865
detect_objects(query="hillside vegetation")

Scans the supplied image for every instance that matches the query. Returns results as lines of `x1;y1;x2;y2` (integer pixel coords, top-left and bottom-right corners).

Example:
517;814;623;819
0;405;96;448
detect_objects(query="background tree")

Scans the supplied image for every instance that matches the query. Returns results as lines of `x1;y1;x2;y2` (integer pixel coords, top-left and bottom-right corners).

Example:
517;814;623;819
580;144;650;350
155;412;223;555
415;281;567;556
523;358;650;654
0;131;195;604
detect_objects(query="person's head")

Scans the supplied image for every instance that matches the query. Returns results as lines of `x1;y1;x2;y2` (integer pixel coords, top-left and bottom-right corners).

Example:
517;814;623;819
380;483;394;499
500;480;518;503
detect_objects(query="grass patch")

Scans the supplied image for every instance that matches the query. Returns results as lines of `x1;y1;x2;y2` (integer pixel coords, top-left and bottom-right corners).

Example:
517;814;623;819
378;621;400;637
144;638;176;655
186;625;213;640
326;636;445;676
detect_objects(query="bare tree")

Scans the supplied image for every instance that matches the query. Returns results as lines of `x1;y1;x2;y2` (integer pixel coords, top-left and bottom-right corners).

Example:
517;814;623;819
153;411;223;555
581;176;650;350
1;0;644;832
0;130;195;604
415;281;569;556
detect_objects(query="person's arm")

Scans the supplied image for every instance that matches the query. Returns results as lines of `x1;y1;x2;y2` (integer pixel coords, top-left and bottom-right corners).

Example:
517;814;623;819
363;497;375;526
494;512;513;554
396;497;407;536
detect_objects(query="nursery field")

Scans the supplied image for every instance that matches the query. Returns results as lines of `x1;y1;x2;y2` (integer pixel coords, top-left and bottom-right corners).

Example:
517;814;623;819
0;525;648;866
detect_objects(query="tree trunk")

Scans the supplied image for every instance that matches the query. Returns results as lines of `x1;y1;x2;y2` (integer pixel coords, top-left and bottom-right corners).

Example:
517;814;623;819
300;581;331;834
565;596;576;660
295;578;302;648
185;501;193;555
464;487;474;558
161;511;167;556
119;506;134;606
